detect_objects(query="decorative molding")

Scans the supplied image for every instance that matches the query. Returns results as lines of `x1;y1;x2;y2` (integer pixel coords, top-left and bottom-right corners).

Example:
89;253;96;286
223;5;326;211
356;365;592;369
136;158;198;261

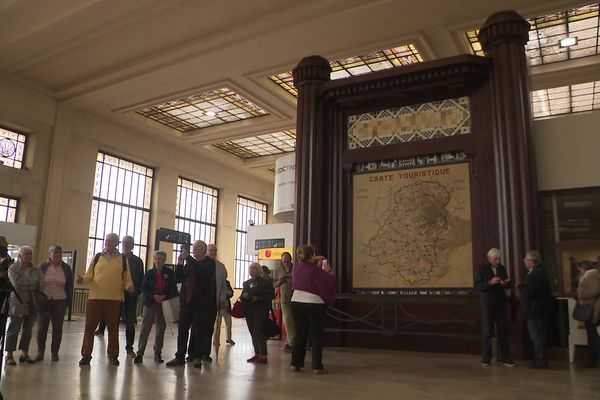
323;55;489;103
347;97;470;150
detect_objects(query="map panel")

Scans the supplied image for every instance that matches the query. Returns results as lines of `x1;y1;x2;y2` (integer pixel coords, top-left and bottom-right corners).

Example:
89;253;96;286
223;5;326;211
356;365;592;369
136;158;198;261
352;162;473;289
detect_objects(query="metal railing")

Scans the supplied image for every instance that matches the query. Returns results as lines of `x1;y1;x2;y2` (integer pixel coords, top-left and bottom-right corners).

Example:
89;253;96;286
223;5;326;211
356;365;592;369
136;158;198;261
72;288;90;315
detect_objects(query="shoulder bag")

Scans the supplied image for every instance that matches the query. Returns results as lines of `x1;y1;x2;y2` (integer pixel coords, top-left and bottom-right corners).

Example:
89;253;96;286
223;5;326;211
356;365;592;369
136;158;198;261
572;303;594;322
230;297;246;318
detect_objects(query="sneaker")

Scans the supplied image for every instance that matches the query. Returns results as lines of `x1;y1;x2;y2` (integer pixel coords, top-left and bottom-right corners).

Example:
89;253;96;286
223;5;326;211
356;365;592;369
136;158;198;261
79;356;92;366
166;357;185;367
127;350;136;359
154;354;164;364
290;365;301;372
501;360;515;367
282;344;293;353
34;354;44;362
192;359;202;369
246;355;258;363
5;356;16;366
108;357;120;366
226;339;236;345
201;355;212;362
481;360;491;367
51;354;59;362
133;354;143;364
313;368;328;375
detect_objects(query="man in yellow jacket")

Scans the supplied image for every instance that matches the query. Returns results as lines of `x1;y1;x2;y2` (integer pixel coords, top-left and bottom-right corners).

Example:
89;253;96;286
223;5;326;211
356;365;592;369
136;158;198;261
77;233;134;366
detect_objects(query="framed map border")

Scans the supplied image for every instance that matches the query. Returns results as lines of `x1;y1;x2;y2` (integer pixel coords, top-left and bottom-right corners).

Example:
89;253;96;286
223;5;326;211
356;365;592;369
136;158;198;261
351;160;475;294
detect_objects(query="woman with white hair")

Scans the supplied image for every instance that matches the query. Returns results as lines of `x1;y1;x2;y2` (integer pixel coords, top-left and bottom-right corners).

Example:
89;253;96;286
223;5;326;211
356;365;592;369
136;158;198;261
134;250;177;364
5;246;44;365
242;262;275;364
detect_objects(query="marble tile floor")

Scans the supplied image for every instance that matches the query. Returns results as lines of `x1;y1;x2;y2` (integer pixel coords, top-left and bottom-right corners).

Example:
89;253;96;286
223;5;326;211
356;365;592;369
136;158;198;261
1;318;599;400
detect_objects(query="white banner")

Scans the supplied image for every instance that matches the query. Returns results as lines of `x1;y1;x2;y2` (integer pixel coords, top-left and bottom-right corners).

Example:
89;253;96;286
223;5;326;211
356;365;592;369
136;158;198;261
273;153;295;221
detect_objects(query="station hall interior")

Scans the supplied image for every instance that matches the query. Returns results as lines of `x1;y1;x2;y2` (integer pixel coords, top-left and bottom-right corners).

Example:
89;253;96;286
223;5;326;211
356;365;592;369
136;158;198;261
1;0;600;399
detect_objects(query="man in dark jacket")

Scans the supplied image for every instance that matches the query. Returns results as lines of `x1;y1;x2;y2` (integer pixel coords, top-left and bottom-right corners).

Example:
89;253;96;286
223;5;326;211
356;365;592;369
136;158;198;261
474;248;514;367
121;236;145;357
519;250;554;368
167;240;217;369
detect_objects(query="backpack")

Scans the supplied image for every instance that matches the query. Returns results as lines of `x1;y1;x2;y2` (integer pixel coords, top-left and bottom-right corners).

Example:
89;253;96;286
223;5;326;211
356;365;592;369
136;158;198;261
92;252;127;276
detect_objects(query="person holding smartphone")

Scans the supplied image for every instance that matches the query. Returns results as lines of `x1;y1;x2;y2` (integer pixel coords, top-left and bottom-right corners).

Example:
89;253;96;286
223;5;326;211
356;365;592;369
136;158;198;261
290;245;336;375
474;247;514;367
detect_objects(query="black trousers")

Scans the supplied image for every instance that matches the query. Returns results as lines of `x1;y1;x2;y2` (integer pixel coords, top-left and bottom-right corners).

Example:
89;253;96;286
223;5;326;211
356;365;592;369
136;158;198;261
291;302;326;370
481;303;511;362
175;306;194;359
191;307;217;359
123;294;138;352
526;318;548;364
245;305;269;356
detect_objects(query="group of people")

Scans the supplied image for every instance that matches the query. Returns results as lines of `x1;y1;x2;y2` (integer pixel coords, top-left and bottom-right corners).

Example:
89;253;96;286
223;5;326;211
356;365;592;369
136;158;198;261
4;233;599;373
0;238;72;365
0;233;338;373
239;245;336;373
78;235;234;367
476;247;600;369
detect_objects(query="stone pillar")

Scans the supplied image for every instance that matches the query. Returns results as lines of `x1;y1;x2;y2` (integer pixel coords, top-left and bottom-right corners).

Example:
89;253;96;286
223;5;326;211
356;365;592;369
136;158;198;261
479;11;539;357
292;56;331;251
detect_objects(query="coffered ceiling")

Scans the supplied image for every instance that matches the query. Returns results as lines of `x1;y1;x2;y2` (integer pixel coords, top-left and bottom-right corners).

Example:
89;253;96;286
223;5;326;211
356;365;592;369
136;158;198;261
0;0;596;179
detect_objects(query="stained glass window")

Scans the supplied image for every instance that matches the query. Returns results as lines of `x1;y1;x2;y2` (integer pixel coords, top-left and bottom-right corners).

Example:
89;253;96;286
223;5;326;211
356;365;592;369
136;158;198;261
466;3;600;65
172;177;219;262
234;196;267;288
87;152;154;266
465;30;484;56
0;195;18;223
214;130;296;159
136;88;269;132
531;80;600;118
0;127;26;169
269;44;423;97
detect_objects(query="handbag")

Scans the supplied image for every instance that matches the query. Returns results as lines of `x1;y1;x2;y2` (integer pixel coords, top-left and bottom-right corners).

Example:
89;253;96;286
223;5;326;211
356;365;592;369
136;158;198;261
572;303;594;321
263;308;281;338
162;296;180;324
231;298;246;318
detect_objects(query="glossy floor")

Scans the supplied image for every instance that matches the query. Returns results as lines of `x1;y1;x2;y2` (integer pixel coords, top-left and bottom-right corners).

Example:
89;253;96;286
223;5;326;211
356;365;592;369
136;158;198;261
1;318;599;399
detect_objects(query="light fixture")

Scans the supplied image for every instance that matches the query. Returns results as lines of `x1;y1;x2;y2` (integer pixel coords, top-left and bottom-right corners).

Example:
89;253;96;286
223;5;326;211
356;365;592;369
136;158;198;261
205;111;216;117
559;37;578;48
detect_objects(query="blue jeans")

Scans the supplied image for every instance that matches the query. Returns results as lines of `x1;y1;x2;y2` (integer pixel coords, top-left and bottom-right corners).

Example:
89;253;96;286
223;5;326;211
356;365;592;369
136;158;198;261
584;320;600;363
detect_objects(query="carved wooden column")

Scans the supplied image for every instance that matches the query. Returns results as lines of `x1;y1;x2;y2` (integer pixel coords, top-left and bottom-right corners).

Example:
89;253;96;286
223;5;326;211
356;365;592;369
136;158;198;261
292;56;331;251
479;11;539;275
479;11;539;358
